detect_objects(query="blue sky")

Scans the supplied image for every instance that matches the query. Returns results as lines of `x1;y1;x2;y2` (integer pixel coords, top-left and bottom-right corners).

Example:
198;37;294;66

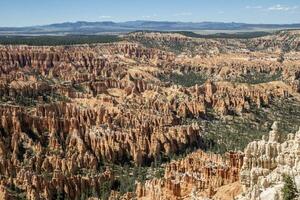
0;0;299;27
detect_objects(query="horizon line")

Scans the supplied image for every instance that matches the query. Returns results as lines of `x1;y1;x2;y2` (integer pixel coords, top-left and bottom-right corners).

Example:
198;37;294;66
2;20;300;28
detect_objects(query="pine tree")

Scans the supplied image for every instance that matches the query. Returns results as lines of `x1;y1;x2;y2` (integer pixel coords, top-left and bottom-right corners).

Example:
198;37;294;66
282;174;298;200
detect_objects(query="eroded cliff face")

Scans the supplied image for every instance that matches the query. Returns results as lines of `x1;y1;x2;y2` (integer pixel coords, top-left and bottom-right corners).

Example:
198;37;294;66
238;122;300;200
0;43;202;199
136;150;244;200
135;122;300;200
246;30;300;52
0;30;299;199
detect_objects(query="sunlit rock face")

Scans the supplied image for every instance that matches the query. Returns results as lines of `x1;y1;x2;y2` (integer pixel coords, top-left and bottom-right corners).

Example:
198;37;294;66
135;150;244;200
238;122;300;200
0;30;299;199
135;122;300;200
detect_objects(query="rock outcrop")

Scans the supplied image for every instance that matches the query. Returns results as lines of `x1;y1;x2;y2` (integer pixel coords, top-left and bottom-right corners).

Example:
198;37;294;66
238;122;300;200
136;150;244;200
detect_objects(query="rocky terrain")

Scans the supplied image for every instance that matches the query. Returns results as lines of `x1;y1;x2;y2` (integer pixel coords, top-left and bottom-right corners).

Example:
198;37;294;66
238;122;300;200
135;122;300;200
136;150;243;200
0;30;299;199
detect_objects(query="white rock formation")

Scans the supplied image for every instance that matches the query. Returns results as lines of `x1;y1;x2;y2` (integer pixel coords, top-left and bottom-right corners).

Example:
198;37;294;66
238;121;300;200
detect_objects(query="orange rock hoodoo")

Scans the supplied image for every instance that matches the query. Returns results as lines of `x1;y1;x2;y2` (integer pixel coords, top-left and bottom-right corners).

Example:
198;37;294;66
0;30;299;199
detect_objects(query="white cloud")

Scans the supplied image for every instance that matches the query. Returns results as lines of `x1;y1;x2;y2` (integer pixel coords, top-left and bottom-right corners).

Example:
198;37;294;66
142;14;158;19
246;4;299;13
246;5;263;9
142;15;152;19
99;16;112;19
268;4;298;11
173;12;193;17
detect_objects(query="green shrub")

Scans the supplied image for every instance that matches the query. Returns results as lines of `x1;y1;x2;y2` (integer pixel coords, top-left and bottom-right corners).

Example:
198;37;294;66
282;174;298;200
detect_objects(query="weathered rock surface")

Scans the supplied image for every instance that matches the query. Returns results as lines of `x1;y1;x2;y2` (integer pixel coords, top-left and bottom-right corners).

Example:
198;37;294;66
0;30;299;199
238;122;300;200
136;150;244;200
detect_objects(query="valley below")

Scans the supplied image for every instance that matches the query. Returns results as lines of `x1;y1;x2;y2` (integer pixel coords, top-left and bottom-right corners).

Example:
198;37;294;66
0;29;299;200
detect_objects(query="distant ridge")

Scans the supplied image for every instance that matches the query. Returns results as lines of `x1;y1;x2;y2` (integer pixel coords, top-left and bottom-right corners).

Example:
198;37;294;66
1;20;300;35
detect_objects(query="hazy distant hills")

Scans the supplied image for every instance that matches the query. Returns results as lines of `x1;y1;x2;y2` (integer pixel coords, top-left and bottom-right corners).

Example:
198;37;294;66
1;21;300;35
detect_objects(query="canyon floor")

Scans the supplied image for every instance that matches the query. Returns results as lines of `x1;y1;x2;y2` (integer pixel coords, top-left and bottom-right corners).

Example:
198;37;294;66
0;30;299;200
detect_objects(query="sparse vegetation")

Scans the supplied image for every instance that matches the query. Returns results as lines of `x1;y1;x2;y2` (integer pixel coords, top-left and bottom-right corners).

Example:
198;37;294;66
76;163;165;199
186;98;300;154
7;184;26;200
282;174;298;200
235;70;283;84
175;31;272;39
159;72;207;87
110;164;164;195
99;179;114;200
132;36;186;53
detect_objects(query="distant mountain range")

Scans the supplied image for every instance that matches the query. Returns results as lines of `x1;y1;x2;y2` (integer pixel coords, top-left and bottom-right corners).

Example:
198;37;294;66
1;21;300;35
